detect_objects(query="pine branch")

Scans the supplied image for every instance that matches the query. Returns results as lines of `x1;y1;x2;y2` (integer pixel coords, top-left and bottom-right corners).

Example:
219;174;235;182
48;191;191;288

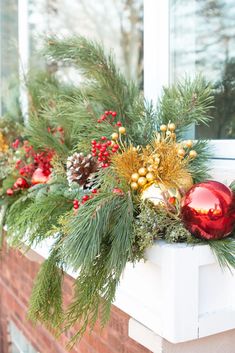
6;183;74;246
43;36;149;145
208;238;235;271
188;140;213;183
60;191;135;344
157;76;214;134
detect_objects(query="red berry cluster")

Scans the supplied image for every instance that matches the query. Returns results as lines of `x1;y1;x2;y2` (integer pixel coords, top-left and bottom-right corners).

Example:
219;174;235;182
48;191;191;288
91;111;123;169
97;110;122;127
7;139;54;196
91;139;119;168
73;189;98;210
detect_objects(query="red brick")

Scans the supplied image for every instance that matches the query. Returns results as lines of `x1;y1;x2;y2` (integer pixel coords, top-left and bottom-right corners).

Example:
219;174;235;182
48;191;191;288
0;242;152;353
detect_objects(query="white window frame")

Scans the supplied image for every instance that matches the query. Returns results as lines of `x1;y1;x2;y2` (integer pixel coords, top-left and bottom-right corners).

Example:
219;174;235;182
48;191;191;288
144;0;235;162
17;0;235;163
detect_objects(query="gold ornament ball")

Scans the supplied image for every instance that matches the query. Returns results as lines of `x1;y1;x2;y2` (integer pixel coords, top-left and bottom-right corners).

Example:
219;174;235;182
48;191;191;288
185;140;193;148
160;124;167;132
146;172;155;182
131;173;139;182
138;167;147;176
119;127;126;134
111;132;119;140
168;123;176;131
178;148;186;158
189;150;197;159
131;182;138;190
138;177;147;187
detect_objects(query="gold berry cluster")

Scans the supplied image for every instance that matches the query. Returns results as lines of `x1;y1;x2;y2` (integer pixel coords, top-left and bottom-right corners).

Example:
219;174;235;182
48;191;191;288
130;167;155;190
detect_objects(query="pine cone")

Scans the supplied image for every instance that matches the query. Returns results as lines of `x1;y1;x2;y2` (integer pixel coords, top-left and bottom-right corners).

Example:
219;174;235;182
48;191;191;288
66;152;99;187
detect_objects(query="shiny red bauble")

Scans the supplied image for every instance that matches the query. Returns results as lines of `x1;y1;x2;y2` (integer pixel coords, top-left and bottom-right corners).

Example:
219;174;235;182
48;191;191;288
31;168;50;185
181;181;235;240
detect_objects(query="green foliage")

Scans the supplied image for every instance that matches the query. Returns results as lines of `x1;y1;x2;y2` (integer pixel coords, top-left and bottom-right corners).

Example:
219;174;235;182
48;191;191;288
6;182;75;246
157;76;214;135
208;238;235;271
188;140;213;183
28;242;64;328
59;190;135;342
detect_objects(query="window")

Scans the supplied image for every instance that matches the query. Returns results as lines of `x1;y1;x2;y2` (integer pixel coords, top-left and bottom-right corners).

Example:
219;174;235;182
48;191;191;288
8;321;38;353
0;0;19;115
144;1;235;164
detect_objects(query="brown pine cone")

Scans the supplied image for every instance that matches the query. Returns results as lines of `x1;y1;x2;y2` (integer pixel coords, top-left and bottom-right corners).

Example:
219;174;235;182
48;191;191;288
66;152;99;187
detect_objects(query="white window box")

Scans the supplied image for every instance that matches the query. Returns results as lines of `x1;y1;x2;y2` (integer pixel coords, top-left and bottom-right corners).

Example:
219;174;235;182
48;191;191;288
31;236;235;346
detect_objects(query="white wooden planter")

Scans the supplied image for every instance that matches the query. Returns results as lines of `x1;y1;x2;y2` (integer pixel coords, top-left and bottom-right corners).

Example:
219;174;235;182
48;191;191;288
31;239;235;346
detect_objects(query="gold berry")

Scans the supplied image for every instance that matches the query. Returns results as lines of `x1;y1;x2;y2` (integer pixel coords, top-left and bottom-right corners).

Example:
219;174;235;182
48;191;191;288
168;123;176;131
185;140;193;148
147;165;154;172
131;182;139;190
138;177;147;187
160;124;167;132
119;127;126;134
146;172;155;182
178;148;186;158
111;132;119;140
189;150;197;159
154;157;160;165
131;173;139;182
138;167;147;176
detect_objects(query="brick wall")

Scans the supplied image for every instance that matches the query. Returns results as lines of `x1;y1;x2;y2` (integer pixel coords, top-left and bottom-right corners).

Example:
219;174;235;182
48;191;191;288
0;243;152;353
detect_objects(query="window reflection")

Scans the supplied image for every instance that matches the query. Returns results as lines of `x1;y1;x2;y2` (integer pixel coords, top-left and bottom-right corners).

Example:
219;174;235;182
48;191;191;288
28;0;143;86
170;0;235;139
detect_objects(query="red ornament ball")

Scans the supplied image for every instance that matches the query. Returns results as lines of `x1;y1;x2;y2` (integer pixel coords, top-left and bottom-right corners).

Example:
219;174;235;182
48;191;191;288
181;181;235;240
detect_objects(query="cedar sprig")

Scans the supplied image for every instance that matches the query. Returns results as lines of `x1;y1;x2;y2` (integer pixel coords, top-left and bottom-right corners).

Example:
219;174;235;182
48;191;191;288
28;239;64;329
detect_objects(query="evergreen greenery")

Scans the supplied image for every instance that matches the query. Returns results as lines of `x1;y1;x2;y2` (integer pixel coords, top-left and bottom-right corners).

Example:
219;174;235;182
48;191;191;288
2;35;234;346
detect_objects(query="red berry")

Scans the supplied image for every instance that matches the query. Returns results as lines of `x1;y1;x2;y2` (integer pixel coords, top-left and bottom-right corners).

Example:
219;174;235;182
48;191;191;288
109;110;112;114
113;188;124;195
58;126;63;132
73;204;79;209
101;136;107;140
113;144;119;150
96;143;101;149
98;152;103;157
98;157;103;162
112;111;117;117
112;148;116;153
105;111;109;115
82;195;89;202
104;163;109;168
92;189;98;194
100;148;106;153
103;151;109;156
91;140;97;145
6;189;14;196
101;115;106;120
102;157;106;161
107;140;112;146
92;148;97;153
97;119;101;123
116;121;122;126
92;153;97;157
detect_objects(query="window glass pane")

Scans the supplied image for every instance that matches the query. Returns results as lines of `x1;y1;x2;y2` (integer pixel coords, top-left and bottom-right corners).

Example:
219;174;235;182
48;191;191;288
170;0;235;139
0;0;19;115
28;0;143;87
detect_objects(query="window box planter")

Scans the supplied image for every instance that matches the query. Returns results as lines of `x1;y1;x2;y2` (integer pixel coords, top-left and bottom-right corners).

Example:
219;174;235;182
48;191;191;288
31;238;235;346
